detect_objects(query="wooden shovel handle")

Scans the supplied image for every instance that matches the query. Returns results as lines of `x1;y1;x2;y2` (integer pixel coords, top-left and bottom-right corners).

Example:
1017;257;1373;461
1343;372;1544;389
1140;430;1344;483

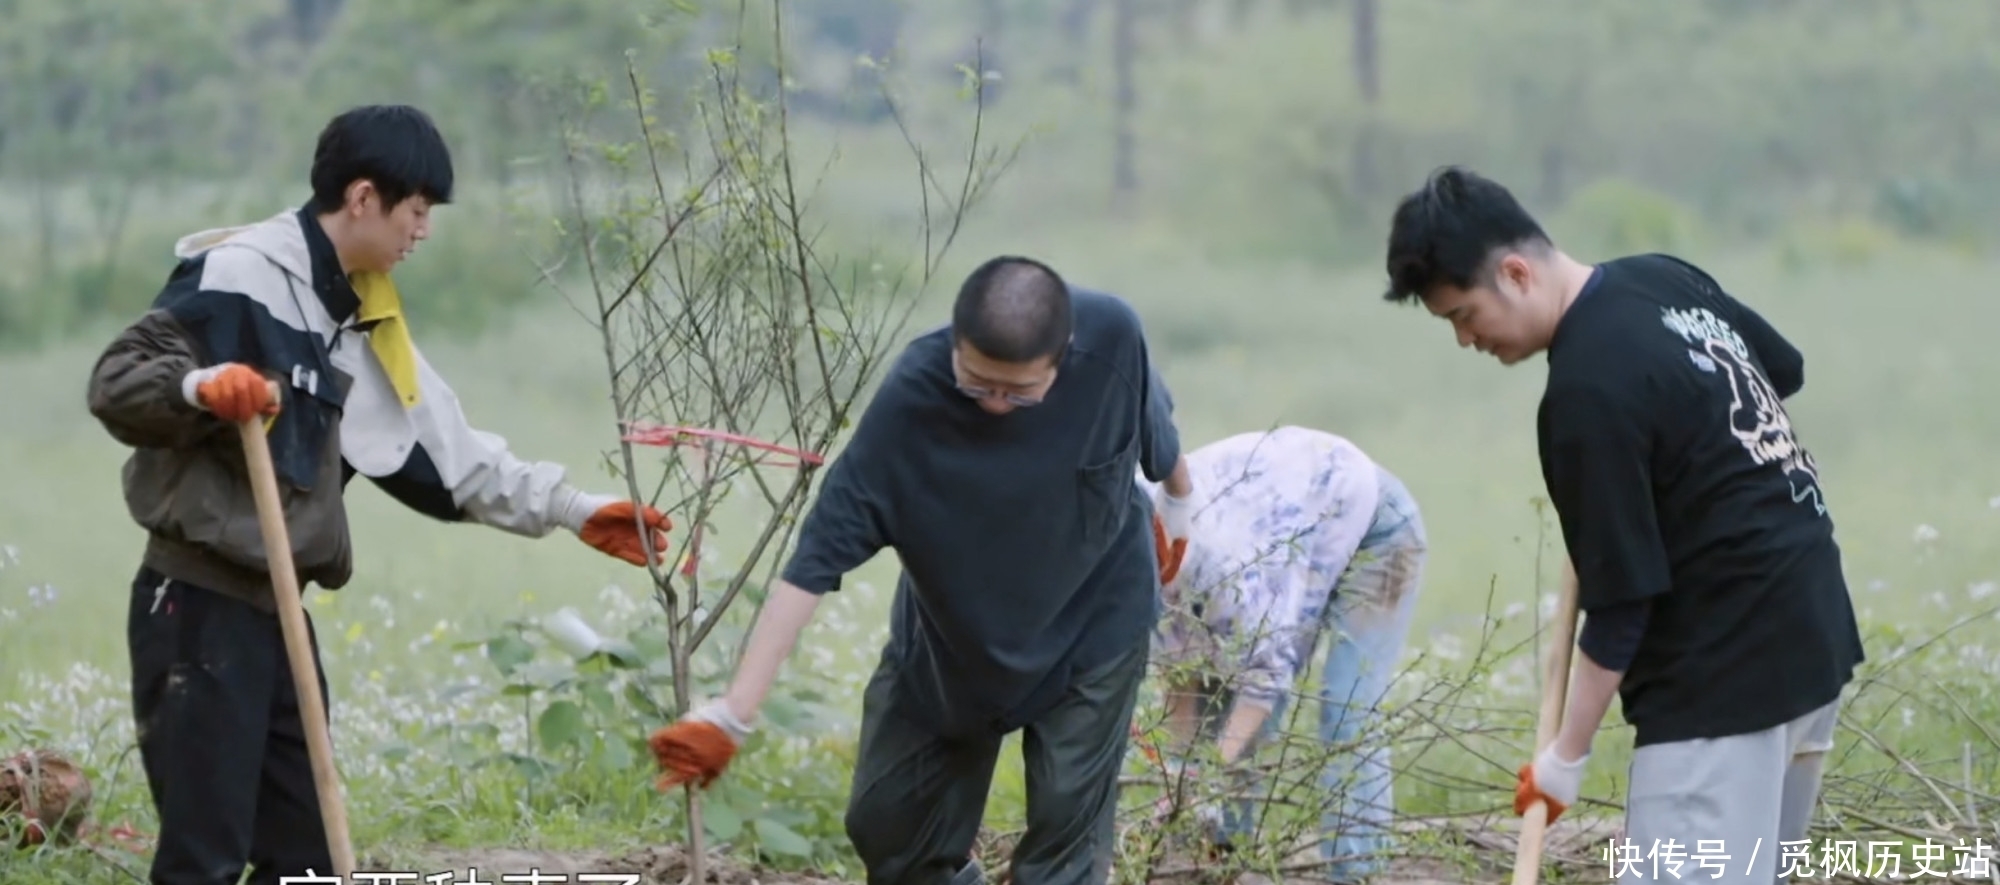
1511;558;1580;885
238;392;357;878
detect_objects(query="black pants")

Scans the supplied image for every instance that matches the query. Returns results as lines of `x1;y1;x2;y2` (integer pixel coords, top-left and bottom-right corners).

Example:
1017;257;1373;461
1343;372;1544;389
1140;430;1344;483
843;638;1148;885
127;566;335;885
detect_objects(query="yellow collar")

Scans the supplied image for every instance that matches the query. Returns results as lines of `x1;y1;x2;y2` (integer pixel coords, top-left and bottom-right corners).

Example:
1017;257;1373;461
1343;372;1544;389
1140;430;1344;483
349;270;421;409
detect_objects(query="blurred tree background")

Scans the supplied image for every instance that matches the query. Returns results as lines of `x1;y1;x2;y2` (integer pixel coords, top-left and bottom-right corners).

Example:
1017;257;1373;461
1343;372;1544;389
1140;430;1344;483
2;0;1995;349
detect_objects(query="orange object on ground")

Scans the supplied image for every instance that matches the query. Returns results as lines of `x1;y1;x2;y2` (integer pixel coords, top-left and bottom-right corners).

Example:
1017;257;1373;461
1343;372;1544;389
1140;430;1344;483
648;720;738;790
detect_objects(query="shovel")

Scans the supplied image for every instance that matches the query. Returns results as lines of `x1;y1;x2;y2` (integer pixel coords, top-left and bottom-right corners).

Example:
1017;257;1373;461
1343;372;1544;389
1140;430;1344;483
1510;558;1579;885
238;382;356;879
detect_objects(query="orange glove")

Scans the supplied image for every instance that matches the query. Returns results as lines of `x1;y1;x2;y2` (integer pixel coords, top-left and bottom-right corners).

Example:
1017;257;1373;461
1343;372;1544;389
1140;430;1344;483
578;500;673;567
648;698;751;790
1513;745;1586;823
1152;514;1188;585
189;364;279;422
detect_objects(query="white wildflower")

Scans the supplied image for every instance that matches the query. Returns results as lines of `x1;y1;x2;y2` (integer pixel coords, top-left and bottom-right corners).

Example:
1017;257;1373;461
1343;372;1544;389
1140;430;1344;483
1429;633;1464;662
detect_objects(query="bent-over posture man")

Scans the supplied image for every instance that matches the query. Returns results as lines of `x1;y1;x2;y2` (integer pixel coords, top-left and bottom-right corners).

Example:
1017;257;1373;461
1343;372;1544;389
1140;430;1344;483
1140;426;1423;883
85;104;670;885
1380;166;1865;884
648;255;1196;885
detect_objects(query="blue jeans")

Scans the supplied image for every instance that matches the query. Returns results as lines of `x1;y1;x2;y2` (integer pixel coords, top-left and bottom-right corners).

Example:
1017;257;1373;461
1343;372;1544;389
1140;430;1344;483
1208;466;1426;880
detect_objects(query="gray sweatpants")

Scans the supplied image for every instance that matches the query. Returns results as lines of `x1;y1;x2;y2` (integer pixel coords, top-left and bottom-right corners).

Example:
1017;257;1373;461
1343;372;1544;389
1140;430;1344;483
843;639;1149;885
1617;697;1841;885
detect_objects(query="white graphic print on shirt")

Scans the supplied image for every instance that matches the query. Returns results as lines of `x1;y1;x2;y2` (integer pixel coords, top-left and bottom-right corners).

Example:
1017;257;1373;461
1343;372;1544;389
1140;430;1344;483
1659;305;1827;517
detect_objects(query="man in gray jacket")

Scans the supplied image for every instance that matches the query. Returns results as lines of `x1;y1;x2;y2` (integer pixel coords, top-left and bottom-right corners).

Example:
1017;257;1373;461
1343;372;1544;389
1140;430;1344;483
85;104;670;885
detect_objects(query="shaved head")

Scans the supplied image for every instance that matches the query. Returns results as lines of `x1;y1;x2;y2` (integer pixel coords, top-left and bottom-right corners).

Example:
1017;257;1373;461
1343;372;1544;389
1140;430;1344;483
952;256;1073;365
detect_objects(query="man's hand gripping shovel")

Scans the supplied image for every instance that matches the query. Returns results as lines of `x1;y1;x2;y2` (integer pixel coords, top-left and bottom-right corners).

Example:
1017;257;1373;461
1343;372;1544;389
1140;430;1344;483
1510;559;1580;885
238;381;357;880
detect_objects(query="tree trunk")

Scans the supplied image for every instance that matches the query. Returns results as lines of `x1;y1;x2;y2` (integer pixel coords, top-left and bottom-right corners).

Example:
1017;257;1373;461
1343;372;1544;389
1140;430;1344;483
1053;0;1099;83
1350;0;1381;199
1111;0;1138;209
1353;0;1379;103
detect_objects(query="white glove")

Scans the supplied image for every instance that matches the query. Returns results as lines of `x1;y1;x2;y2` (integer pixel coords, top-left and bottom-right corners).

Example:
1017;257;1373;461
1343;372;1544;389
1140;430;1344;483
1158;485;1195;546
1151;482;1197;589
686;697;755;746
1528;744;1588;807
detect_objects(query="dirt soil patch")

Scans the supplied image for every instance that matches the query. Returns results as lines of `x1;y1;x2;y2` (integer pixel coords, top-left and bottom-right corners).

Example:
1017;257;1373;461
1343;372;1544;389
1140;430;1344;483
372;817;1620;884
371;845;843;885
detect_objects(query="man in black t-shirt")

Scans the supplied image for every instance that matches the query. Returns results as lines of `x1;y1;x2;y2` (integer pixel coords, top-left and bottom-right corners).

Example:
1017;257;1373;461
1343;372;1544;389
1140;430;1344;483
646;255;1198;885
1378;166;1864;882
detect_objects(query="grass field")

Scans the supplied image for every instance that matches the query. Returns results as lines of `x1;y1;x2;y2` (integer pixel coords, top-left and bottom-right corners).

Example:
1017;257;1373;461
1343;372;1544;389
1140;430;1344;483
2;124;1998;881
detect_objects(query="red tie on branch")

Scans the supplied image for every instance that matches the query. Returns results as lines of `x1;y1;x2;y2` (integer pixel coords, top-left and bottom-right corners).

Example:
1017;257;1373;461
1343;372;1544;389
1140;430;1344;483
619;422;827;577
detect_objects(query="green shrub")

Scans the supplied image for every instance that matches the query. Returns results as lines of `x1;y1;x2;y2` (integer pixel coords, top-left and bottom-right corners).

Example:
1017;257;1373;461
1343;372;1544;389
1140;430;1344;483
1548;177;1703;261
1775;215;1905;274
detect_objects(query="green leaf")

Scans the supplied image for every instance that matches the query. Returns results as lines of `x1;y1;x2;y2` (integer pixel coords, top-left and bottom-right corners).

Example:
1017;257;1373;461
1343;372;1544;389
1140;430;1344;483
703;797;744;841
485;633;535;676
537;700;586;750
582;680;618;717
446;740;484;766
525;658;577;685
596;734;635;773
596;638;647;669
502;752;557;781
460;722;501;743
753;817;814;857
627;626;672;661
764;806;815;828
625;682;669;719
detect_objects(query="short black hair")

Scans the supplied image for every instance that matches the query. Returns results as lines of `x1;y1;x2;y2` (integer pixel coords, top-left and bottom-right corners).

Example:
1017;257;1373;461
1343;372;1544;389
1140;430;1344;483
951;255;1074;364
309;104;455;211
1383;165;1550;304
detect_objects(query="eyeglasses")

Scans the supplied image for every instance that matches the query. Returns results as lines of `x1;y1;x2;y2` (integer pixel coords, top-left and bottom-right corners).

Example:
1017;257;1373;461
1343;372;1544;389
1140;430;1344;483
956;383;1045;408
951;348;1055;408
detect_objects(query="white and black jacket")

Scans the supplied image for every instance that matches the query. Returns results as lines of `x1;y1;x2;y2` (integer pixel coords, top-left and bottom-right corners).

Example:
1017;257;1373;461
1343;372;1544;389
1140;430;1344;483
86;204;615;611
